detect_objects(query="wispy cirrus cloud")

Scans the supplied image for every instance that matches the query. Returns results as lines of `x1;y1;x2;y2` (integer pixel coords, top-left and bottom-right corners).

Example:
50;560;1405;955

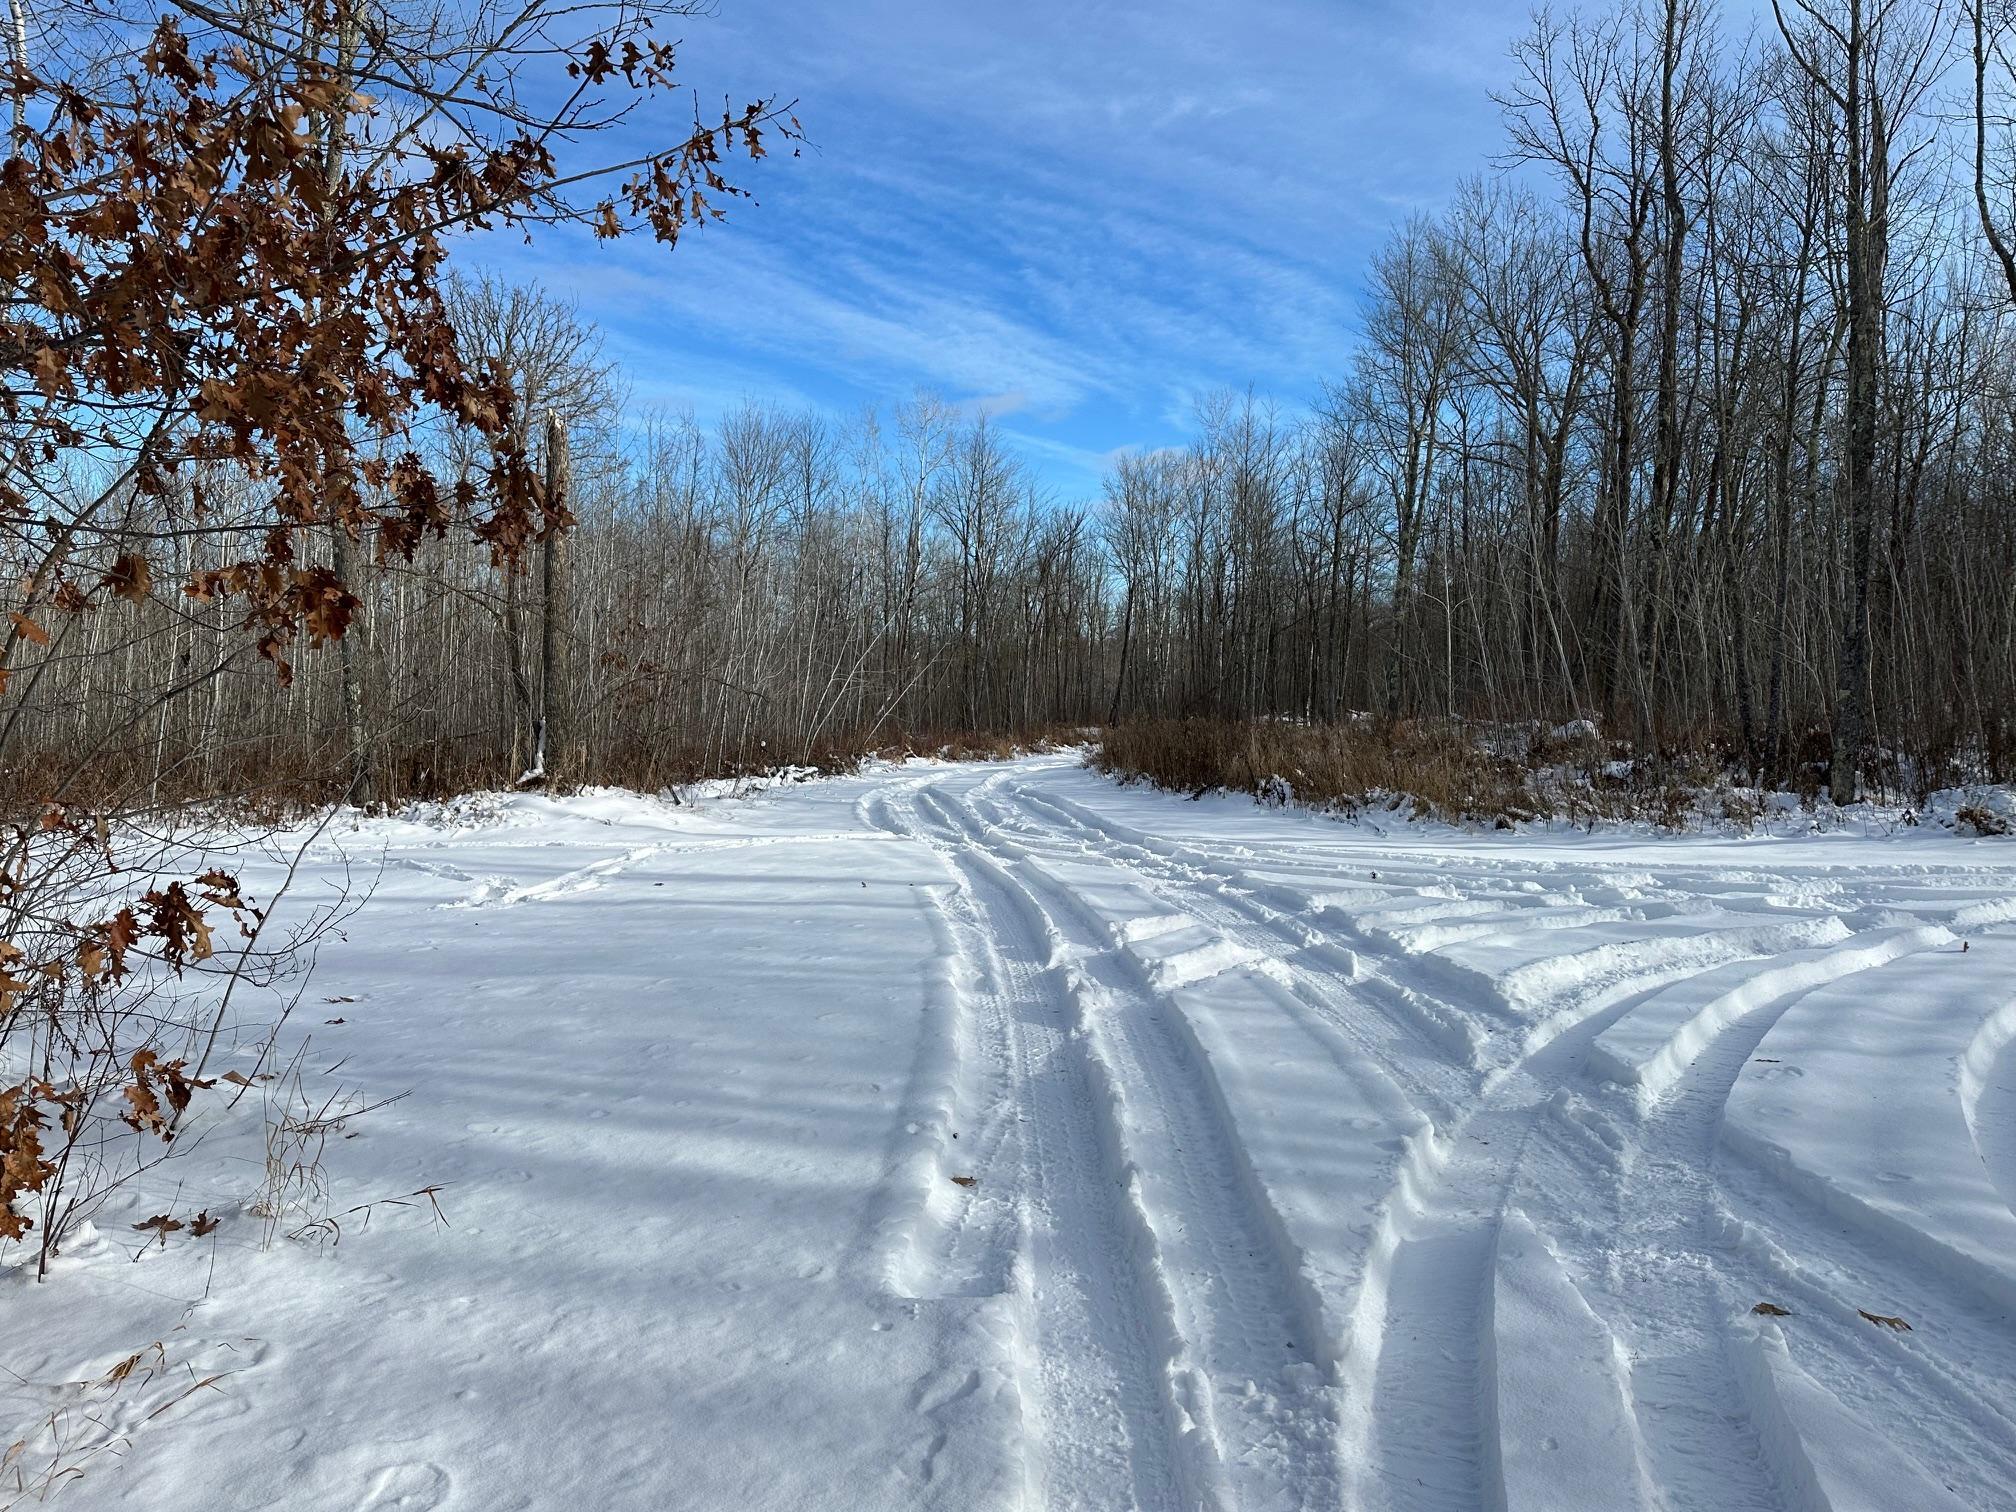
465;0;1533;497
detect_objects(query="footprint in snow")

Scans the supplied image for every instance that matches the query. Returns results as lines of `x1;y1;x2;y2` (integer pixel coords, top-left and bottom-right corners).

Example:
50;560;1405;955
357;1462;451;1511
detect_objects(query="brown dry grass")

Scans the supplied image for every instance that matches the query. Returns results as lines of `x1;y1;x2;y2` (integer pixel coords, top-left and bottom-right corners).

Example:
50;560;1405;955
869;725;1086;765
0;723;1091;826
1081;715;1789;828
1094;717;1544;824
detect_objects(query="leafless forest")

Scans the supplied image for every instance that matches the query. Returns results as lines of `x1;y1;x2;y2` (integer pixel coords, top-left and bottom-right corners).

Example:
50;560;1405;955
8;0;2016;824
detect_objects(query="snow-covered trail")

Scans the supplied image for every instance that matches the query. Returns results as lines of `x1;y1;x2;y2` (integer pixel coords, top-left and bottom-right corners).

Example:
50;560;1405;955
9;757;2016;1511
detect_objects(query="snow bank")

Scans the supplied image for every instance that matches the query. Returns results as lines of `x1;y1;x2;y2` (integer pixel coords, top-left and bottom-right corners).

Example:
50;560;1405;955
1734;1319;1969;1512
1484;1211;1655;1512
1587;922;1945;1103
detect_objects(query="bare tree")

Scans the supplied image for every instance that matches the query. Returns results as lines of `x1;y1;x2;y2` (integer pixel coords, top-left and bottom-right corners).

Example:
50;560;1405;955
1773;0;1948;801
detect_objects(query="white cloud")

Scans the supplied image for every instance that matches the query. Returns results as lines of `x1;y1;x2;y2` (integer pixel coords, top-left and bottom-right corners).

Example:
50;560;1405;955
456;0;1534;484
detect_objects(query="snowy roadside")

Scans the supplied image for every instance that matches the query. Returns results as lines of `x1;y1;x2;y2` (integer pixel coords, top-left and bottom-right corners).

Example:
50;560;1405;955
1109;764;2016;844
3;765;1026;1510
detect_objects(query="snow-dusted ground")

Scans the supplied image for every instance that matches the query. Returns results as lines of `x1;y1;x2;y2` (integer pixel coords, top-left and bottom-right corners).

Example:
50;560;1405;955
8;754;2016;1510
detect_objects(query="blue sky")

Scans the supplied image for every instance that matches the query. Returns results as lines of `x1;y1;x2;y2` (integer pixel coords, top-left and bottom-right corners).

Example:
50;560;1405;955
470;0;1531;497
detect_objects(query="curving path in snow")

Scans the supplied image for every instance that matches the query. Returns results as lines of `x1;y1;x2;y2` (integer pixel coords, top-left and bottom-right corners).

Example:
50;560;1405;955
8;756;2016;1511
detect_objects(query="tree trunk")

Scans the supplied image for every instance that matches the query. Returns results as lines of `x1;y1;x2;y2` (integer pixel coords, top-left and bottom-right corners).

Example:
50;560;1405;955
1832;2;1880;806
539;409;573;784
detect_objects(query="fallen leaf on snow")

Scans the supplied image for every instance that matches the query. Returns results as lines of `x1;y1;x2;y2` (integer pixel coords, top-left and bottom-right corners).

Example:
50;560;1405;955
132;1214;184;1245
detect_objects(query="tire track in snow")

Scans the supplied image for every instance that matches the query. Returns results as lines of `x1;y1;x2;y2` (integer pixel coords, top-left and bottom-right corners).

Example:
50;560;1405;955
990;778;1474;1113
1693;954;2016;1507
921;779;1349;1510
1961;994;2016;1225
912;759;2016;1509
411;832;895;910
990;770;1860;1508
1584;985;1833;1511
1555;930;1988;1508
982;772;1582;1506
1331;978;1701;1512
994;775;1665;1507
1413;927;1967;1511
855;781;1024;1302
877;774;1202;1512
1707;1173;2016;1509
1329;937;1915;1510
1002;775;1742;1078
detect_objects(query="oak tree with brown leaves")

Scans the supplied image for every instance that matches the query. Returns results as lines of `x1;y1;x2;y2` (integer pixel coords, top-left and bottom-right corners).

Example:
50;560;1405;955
0;0;794;1266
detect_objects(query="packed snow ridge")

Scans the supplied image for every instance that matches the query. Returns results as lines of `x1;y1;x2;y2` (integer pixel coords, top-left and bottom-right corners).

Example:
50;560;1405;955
9;755;2016;1510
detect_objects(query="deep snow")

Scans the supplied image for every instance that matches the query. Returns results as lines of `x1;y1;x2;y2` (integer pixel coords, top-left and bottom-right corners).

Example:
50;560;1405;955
6;755;2015;1510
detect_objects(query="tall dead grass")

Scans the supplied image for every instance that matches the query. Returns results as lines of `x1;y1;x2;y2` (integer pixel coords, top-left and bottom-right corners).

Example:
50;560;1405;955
1093;715;1971;829
1094;717;1547;824
0;724;1087;827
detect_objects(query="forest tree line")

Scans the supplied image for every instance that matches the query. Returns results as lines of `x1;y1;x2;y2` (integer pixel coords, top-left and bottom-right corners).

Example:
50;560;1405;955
9;0;2016;814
